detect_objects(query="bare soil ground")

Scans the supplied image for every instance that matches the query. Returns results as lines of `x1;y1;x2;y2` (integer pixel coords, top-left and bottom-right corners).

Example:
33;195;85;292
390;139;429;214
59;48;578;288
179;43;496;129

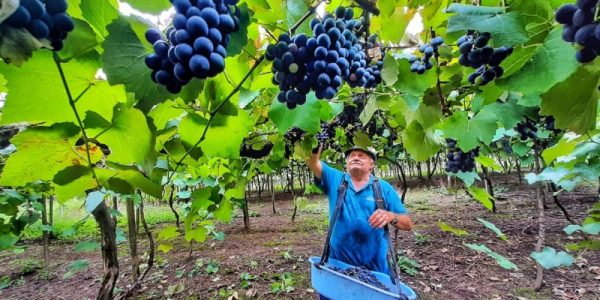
0;174;599;300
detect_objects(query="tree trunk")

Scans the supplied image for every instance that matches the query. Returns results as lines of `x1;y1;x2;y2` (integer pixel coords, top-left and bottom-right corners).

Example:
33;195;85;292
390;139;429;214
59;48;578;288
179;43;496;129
271;174;277;215
549;182;576;224
92;202;119;300
243;195;250;230
256;175;262;200
291;161;298;222
126;197;139;280
533;146;546;291
167;185;180;228
516;159;522;185
42;197;50;269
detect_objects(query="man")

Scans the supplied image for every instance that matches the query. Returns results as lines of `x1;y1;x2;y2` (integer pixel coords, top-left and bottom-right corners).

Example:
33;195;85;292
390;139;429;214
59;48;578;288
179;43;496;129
306;145;412;274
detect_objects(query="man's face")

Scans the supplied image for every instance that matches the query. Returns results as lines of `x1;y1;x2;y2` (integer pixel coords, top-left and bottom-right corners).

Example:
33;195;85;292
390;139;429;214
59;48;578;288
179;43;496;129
346;150;374;175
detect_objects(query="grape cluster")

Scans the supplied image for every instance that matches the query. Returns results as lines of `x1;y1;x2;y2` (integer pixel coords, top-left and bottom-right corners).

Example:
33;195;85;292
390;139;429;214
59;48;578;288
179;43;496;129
555;0;600;63
409;36;444;74
265;33;311;109
514;118;538;141
347;34;385;89
445;139;478;173
316;122;336;143
457;31;512;85
501;139;512;154
266;7;386;108
240;141;273;159
144;0;240;93
329;266;390;292
1;0;73;51
283;127;306;158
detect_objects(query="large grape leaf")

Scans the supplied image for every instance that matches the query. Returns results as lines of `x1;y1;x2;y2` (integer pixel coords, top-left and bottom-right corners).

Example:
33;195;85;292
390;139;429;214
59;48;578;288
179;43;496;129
464;243;519;270
57;19;102;61
179;109;254;159
148;100;185;131
498;28;578;106
442;110;497;151
483;98;531;129
268;93;321;134
95;167;162;198
85;106;153;165
530;247;574;269
102;17;172;112
0;124;103;187
122;0;171;14
53;174;96;204
393;58;438;106
0;51;126;126
401;121;440;162
371;7;415;43
447;5;527;46
80;0;119;38
541;65;600;134
381;55;399;86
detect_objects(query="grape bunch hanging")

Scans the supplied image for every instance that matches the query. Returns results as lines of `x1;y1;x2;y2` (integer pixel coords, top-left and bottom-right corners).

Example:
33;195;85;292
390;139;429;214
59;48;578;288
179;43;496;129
1;0;73;51
408;36;444;74
347;34;385;89
265;6;385;109
457;31;512;85
284;127;306;158
514;118;538;141
445;139;478;173
239;141;273;159
555;0;600;63
144;0;241;93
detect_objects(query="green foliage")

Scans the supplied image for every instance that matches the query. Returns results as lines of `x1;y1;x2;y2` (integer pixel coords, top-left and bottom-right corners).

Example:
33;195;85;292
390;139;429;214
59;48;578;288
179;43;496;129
63;259;90;279
464;243;519;270
438;221;469;236
396;255;420;276
530;247;574;269
477;218;507;241
270;272;295;294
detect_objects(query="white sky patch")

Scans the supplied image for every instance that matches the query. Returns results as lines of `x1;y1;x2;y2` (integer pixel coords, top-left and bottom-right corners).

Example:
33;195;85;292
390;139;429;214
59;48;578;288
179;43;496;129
406;12;423;36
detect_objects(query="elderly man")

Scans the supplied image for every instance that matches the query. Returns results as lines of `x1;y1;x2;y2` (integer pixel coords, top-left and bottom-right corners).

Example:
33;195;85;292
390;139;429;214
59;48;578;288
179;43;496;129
306;145;412;274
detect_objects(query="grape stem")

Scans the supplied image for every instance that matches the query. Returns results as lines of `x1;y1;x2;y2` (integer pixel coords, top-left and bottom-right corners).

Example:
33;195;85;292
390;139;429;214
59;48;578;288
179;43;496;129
165;55;266;185
52;52;101;188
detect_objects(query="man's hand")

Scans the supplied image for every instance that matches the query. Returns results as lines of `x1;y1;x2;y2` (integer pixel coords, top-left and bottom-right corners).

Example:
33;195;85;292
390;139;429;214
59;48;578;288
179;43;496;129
306;144;323;179
369;209;413;230
368;209;396;228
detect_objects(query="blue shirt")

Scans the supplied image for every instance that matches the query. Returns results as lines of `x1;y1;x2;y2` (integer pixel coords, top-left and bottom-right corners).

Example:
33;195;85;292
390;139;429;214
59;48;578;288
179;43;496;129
317;162;407;274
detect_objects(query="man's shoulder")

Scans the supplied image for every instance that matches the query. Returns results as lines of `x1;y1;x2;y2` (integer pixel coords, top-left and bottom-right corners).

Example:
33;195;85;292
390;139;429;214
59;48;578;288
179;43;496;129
375;178;396;191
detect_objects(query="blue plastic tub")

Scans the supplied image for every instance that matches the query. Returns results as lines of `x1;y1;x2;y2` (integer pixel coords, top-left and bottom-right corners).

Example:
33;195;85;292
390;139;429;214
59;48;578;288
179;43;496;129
309;256;417;300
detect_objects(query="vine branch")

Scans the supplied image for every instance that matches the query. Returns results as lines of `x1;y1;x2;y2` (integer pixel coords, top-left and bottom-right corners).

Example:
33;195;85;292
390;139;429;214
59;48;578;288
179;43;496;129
165;56;266;185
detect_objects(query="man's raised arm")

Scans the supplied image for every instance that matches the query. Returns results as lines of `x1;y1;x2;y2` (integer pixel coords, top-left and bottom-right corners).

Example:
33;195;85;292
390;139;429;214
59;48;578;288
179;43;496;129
306;145;323;179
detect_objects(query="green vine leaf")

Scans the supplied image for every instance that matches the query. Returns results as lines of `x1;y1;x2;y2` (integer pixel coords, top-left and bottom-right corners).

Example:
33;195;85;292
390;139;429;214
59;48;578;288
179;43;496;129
102;17;172;112
464;243;519;270
268;92;321;134
530;247;574;269
0;51;126;126
80;0;120;38
0;124;103;187
86;105;153;165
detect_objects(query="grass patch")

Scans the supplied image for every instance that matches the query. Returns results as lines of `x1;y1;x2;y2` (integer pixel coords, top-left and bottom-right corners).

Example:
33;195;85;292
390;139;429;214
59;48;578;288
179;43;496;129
21;201;179;242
